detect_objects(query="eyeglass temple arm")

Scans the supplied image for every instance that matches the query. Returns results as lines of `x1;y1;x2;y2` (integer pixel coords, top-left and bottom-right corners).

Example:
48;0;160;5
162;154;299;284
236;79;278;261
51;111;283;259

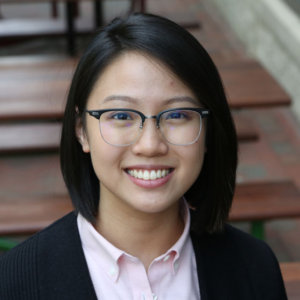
200;109;210;118
86;110;101;119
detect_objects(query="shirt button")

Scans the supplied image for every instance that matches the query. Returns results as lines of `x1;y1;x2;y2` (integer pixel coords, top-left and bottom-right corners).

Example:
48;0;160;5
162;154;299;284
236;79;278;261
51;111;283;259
174;261;179;271
108;267;117;277
163;255;170;262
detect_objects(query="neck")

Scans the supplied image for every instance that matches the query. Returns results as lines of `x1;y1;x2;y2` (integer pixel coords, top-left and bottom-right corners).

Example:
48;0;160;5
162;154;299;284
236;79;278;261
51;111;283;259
95;200;185;269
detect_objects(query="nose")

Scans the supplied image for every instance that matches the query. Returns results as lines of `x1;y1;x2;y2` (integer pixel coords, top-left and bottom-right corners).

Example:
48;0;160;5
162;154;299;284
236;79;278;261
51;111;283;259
131;118;168;157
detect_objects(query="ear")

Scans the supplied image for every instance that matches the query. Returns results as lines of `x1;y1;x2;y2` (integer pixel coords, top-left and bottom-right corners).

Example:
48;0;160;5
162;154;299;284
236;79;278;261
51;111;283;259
75;116;90;153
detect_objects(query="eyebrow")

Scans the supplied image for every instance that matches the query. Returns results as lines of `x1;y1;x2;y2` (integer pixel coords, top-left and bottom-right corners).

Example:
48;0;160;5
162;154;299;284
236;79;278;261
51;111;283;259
102;95;199;106
102;95;137;104
164;96;200;106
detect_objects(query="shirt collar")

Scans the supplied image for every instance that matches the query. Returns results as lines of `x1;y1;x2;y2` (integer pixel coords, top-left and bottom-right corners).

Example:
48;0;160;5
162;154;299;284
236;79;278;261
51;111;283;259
77;213;123;282
77;200;191;282
151;199;191;274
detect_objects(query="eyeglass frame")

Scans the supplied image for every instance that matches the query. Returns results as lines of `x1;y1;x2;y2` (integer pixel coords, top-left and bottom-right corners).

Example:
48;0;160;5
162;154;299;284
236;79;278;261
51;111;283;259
85;107;210;146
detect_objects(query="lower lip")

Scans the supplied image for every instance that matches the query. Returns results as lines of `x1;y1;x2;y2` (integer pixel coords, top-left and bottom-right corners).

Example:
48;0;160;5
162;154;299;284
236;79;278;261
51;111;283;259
126;170;173;188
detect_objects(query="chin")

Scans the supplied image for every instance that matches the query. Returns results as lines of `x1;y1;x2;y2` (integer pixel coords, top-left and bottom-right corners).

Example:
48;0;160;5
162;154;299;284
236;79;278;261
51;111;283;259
129;198;178;215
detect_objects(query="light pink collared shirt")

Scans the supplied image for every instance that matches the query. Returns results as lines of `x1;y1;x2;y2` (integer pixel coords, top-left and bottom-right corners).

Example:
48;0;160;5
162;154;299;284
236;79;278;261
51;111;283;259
77;202;200;300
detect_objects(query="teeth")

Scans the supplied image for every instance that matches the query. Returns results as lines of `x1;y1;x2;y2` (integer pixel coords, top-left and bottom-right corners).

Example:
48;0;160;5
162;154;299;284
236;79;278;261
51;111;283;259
150;170;156;180
128;169;170;180
144;170;150;180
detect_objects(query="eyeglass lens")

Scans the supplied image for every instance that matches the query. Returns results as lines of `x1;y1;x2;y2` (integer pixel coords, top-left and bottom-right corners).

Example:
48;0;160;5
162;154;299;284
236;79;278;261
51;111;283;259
98;109;202;146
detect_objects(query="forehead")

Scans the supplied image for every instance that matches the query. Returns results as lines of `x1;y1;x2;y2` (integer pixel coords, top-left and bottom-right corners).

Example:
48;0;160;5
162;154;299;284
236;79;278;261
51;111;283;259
100;51;176;79
86;51;197;109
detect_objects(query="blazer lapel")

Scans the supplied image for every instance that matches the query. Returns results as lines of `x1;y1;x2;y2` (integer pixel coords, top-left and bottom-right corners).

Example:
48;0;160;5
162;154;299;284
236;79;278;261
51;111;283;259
191;230;234;300
190;228;254;300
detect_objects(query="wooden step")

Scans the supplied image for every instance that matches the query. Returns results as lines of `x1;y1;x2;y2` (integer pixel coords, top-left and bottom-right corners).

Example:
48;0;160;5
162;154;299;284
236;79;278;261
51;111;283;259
280;262;300;300
0;152;68;236
0;57;75;121
0;18;93;39
229;181;300;222
218;60;291;109
0;122;61;153
0;195;73;236
233;113;259;142
281;262;300;282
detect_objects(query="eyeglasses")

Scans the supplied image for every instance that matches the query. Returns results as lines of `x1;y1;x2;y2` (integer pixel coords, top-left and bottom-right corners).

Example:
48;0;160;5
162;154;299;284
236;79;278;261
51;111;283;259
85;107;209;146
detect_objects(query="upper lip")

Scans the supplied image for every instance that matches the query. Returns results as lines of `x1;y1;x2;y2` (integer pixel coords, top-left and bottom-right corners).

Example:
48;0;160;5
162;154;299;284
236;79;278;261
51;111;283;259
124;165;174;170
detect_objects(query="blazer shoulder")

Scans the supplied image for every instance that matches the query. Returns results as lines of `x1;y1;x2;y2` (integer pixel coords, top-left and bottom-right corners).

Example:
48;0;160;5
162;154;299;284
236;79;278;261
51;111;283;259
224;224;279;262
210;224;282;273
192;223;275;256
191;224;287;299
0;212;77;300
0;211;78;269
225;224;287;299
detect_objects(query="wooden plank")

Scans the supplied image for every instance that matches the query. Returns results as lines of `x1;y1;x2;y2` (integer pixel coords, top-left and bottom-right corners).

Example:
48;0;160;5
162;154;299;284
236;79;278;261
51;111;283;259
0;195;73;236
219;60;291;109
0;18;93;38
281;262;300;282
0;122;61;153
233;113;259;142
280;262;300;300
0;153;68;236
229;181;300;221
0;57;75;121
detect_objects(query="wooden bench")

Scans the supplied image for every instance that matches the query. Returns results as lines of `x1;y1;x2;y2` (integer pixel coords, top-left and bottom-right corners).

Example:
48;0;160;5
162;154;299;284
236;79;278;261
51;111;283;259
280;262;300;300
229;180;300;239
0;57;291;121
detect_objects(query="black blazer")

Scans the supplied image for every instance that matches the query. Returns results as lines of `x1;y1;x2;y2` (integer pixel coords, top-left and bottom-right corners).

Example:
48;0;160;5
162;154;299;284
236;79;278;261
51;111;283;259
0;212;287;299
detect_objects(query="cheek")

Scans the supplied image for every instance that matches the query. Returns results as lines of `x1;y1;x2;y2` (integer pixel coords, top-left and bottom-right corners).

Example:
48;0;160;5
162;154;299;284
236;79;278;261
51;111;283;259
89;140;124;181
183;139;206;181
85;118;125;181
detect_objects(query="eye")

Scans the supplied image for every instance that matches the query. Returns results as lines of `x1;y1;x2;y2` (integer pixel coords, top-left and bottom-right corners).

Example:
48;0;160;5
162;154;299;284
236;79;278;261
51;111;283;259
111;112;133;120
165;110;189;120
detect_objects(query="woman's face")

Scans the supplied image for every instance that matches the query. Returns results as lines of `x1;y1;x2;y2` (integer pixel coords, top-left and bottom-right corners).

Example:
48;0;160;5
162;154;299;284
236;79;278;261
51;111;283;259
78;52;206;217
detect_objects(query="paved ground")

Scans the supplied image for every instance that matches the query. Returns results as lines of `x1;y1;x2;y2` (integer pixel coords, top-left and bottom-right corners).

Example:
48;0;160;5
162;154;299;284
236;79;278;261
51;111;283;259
0;0;300;262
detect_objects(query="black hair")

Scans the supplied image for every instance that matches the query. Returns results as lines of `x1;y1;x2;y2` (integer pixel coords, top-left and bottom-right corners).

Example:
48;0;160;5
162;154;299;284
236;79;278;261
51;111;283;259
60;13;238;234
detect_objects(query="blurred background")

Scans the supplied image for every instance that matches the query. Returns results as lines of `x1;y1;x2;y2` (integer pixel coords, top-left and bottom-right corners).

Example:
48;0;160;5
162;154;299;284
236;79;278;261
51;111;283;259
0;0;300;297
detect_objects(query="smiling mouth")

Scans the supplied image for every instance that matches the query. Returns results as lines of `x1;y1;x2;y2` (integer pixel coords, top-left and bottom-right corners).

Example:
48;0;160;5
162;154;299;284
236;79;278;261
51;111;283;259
126;168;174;180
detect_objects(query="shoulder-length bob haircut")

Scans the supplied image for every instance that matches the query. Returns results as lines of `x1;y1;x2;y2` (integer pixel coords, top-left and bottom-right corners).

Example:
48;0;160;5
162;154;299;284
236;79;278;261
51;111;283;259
60;13;237;234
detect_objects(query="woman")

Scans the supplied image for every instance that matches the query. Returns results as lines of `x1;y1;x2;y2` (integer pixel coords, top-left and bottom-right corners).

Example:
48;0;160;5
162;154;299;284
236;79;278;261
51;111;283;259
0;13;286;299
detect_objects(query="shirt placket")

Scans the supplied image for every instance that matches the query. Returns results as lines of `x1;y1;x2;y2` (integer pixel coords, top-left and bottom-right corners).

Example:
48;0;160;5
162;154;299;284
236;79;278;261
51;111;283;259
124;255;155;300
